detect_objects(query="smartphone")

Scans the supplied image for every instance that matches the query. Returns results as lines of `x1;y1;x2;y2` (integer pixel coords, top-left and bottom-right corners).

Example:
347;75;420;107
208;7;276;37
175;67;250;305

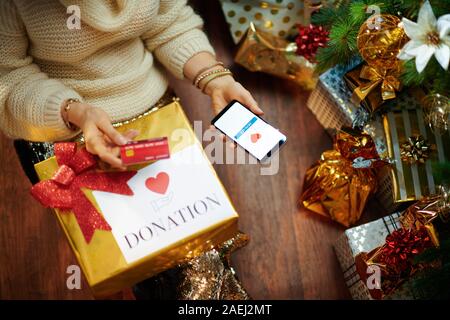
211;100;287;162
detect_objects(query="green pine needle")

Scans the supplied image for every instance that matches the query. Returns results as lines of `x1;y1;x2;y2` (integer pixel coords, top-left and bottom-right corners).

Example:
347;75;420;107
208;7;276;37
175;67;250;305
311;6;343;28
432;162;450;185
315;15;360;74
411;235;450;299
312;0;450;94
401;58;450;95
349;2;369;26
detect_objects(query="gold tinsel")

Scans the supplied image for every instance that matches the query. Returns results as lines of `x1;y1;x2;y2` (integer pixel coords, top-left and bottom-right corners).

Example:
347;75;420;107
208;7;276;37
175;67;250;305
177;232;251;300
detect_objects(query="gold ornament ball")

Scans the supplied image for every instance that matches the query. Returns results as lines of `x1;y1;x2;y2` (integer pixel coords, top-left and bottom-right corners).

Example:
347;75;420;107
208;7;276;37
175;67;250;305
357;14;407;70
423;93;450;132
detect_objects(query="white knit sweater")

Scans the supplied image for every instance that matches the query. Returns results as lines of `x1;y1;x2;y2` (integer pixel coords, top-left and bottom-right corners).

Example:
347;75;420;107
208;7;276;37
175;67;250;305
0;0;215;141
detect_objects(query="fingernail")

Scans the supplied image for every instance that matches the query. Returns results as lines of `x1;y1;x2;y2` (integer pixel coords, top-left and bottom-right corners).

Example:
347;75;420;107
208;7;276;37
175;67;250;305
119;136;128;145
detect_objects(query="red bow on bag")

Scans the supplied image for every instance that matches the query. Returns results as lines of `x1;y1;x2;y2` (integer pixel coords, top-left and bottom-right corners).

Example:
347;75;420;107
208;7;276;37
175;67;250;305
31;142;136;242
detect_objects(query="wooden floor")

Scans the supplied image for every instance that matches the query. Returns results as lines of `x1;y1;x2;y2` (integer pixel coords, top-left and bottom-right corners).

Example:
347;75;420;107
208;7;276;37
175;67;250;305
0;1;384;299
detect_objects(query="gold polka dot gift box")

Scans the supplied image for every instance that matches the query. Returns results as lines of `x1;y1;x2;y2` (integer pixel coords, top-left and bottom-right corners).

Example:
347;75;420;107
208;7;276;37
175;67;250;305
219;0;320;44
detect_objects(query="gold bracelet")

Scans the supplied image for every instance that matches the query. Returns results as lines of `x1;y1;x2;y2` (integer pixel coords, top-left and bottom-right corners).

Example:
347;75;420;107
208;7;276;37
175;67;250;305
192;62;224;85
63;98;81;131
201;71;233;94
194;68;230;88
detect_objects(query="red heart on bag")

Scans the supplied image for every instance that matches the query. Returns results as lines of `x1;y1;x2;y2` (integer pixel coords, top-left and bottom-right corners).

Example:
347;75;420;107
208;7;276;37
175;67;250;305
251;133;262;143
145;172;169;194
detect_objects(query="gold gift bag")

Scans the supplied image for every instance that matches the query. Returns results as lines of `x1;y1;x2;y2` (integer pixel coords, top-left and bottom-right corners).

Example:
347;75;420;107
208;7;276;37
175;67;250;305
34;99;238;297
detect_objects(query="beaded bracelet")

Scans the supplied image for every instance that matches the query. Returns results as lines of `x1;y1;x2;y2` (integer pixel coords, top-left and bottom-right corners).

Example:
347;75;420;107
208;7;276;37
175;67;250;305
194;68;230;88
192;61;224;85
62;98;81;131
200;70;233;94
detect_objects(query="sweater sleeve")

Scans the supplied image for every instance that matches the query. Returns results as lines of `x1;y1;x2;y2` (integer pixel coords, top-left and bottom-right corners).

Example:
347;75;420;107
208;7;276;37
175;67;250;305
0;0;83;141
141;0;215;79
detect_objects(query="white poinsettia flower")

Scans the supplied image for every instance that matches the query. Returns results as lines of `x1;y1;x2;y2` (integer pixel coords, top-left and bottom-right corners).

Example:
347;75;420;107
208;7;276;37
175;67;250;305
397;0;450;73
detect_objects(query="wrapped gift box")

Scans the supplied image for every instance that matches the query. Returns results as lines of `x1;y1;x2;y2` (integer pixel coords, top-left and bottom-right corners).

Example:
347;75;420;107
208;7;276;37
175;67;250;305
343;65;385;114
306;61;446;213
334;212;415;299
219;0;320;44
33;100;238;297
377;91;450;212
306;59;363;135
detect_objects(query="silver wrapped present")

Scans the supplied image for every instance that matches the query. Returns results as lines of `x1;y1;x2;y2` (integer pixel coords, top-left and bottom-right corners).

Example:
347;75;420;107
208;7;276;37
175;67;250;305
306;59;364;135
334;212;415;300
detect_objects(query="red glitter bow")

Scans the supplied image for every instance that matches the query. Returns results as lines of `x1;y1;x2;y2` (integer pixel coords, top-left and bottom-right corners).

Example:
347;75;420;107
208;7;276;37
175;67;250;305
295;24;329;62
31;142;136;243
355;226;433;299
379;227;432;274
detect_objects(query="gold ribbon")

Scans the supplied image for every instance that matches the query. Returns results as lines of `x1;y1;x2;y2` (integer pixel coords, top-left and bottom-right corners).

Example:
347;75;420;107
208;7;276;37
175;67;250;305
248;22;297;53
352;65;401;106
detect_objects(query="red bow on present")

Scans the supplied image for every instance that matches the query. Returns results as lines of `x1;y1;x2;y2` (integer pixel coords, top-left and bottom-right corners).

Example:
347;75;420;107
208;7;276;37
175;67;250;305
31;142;136;243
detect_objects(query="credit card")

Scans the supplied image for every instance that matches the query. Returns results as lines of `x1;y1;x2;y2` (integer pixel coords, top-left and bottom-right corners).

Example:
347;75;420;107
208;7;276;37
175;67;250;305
120;137;170;165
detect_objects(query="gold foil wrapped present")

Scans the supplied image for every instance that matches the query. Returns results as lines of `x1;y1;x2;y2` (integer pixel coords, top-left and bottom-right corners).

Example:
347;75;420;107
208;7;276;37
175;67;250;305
400;190;450;247
235;22;317;89
300;128;380;227
33;100;238;297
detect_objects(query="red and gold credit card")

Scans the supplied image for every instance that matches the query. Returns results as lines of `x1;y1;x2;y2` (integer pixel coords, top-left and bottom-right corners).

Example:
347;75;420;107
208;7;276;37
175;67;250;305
120;137;170;165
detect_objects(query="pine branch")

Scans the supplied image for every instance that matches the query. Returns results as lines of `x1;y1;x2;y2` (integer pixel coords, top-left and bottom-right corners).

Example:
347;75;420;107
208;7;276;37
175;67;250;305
401;60;426;87
410;236;450;299
428;0;450;18
432;162;450;185
315;14;360;73
311;5;344;28
401;58;450;95
312;0;450;77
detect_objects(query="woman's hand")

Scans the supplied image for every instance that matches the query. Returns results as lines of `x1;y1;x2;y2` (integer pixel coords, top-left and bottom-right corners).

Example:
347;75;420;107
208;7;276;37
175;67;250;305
203;74;263;116
62;102;138;169
203;74;262;147
183;52;262;116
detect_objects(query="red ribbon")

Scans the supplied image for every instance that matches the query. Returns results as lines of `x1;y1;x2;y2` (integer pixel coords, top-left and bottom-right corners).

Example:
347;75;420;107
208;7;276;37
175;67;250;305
31;142;137;243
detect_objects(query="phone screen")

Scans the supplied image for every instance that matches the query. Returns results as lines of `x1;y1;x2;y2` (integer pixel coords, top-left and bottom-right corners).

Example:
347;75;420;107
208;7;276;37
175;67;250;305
212;101;286;161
